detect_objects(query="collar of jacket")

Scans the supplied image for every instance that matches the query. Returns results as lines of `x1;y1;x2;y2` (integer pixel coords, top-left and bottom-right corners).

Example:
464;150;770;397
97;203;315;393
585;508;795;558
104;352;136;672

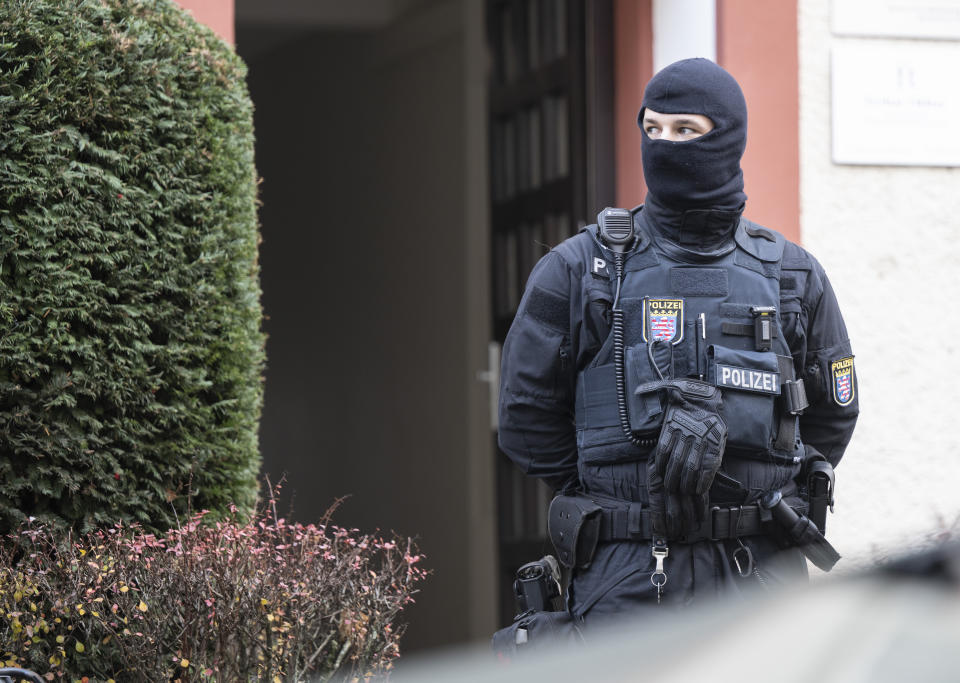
641;195;743;262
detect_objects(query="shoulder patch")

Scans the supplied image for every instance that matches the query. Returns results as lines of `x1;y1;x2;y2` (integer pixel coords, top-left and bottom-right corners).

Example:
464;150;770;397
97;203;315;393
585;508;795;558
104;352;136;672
831;357;855;406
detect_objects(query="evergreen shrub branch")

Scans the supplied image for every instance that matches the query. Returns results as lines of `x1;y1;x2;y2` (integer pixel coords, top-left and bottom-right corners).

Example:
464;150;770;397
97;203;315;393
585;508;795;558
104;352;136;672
0;0;264;531
0;497;427;681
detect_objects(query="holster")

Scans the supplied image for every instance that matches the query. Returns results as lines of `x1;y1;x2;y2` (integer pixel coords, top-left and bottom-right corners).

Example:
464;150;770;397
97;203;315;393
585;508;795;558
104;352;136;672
806;458;835;534
491;609;583;658
548;495;602;569
762;490;840;572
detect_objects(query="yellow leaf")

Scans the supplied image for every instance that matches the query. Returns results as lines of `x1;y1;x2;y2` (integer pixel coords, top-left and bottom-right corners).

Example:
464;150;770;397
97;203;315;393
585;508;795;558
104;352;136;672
180;658;190;668
137;601;148;612
260;598;268;606
75;642;85;653
56;636;65;644
119;586;129;593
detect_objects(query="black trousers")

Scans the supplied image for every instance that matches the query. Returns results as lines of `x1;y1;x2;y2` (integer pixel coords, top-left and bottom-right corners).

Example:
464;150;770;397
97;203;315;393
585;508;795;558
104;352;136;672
568;534;809;623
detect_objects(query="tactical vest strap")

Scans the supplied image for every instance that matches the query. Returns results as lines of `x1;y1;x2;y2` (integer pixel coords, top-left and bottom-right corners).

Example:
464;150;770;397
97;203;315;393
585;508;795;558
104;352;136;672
773;355;808;451
720;321;780;339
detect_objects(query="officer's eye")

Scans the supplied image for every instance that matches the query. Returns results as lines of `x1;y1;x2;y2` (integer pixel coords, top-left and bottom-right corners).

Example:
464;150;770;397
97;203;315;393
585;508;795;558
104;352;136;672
644;125;662;139
675;125;709;141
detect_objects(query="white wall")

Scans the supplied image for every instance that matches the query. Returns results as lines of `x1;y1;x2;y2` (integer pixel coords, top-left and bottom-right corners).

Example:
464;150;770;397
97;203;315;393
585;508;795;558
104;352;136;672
799;0;960;572
652;0;716;71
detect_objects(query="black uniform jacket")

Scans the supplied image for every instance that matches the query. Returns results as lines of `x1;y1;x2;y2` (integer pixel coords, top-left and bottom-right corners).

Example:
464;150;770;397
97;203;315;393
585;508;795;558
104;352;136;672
498;223;859;492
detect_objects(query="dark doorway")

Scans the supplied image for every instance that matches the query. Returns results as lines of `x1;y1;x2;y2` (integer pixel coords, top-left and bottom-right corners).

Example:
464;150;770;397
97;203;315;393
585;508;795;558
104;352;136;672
237;1;497;652
485;0;615;624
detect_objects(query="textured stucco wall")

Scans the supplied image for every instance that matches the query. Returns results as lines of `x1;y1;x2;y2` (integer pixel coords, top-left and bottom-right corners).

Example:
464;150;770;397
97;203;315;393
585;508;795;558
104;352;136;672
799;1;960;571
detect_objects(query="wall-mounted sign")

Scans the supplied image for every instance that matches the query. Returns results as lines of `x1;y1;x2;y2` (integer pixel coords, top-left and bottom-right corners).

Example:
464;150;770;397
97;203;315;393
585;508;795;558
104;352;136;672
833;0;960;40
832;41;960;166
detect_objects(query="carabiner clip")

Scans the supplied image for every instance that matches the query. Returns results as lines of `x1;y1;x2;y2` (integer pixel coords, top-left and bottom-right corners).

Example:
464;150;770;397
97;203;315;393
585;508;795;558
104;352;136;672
733;539;755;577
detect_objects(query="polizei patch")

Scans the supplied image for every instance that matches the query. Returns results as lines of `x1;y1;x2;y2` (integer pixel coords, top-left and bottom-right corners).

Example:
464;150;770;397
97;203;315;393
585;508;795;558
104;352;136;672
643;297;684;344
715;364;780;395
831;357;855;406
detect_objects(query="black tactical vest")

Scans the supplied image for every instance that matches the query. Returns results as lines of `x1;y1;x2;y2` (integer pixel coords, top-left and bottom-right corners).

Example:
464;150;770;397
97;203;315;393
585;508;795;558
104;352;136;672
569;215;804;475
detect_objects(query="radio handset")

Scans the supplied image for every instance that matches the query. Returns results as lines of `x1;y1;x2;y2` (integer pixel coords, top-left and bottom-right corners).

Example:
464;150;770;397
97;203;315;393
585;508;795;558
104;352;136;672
598;207;654;449
597;207;635;253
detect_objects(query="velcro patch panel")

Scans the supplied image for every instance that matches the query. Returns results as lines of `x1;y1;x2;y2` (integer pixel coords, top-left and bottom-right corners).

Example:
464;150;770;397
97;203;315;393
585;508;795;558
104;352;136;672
670;268;729;296
526;285;568;332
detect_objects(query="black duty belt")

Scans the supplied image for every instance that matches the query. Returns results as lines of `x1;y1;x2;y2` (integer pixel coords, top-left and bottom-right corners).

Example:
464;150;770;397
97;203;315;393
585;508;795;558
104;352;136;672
549;492;839;571
598;501;784;544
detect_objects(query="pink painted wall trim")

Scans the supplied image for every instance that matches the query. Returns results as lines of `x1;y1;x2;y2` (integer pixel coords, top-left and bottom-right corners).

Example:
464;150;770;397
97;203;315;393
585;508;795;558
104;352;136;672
613;0;653;210
173;0;234;45
717;0;800;243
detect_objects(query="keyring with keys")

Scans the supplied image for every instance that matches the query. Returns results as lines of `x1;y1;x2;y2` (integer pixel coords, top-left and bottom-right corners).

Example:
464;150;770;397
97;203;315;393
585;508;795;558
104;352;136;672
651;540;669;604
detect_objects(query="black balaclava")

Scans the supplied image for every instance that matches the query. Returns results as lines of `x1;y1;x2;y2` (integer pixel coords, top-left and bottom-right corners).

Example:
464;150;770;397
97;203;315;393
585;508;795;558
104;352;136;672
638;58;747;256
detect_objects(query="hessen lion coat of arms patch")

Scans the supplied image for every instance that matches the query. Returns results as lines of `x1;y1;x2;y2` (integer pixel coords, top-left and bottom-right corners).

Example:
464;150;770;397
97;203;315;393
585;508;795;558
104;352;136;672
831;357;855;406
643;298;684;344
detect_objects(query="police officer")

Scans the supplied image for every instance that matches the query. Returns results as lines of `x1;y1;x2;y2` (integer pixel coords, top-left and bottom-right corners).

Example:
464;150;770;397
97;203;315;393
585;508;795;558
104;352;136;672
498;58;858;623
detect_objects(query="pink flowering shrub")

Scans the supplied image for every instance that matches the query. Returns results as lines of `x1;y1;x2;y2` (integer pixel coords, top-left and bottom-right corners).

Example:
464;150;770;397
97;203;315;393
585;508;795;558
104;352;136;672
0;503;427;681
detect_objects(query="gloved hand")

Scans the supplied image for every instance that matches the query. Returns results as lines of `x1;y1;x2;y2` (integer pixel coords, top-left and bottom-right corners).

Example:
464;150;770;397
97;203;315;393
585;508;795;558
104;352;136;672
647;380;727;538
648;459;701;539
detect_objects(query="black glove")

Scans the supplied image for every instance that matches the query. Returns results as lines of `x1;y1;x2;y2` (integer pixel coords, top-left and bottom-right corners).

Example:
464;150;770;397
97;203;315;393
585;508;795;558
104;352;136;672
647;458;701;539
646;380;727;538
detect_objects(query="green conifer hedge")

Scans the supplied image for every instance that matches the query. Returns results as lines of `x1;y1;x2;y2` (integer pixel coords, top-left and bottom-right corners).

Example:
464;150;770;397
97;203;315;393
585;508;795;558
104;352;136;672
0;0;264;532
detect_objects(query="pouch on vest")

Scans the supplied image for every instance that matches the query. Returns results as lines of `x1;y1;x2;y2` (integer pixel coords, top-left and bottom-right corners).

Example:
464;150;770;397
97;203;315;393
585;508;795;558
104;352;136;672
708;345;780;450
548;495;602;569
576;364;646;463
625;342;668;433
